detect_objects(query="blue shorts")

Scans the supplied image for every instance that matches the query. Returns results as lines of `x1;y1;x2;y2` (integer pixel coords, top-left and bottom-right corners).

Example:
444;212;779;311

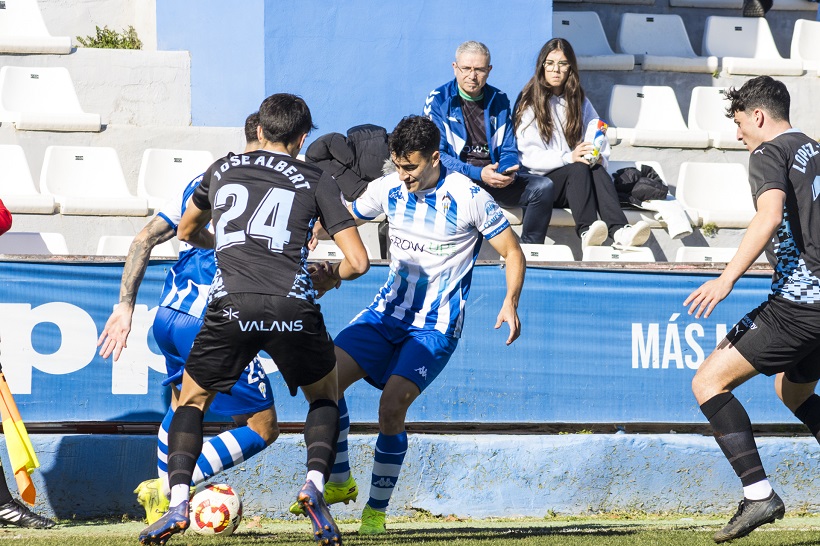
333;308;459;392
152;306;274;416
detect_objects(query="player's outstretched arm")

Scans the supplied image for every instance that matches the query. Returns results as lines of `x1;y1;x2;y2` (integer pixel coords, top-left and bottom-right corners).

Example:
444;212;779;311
312;226;370;295
488;227;525;345
98;215;175;360
178;199;212;246
684;188;785;319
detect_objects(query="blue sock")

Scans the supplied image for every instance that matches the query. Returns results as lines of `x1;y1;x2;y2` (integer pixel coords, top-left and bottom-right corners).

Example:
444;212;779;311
157;406;174;492
191;426;268;487
329;397;351;483
368;431;408;512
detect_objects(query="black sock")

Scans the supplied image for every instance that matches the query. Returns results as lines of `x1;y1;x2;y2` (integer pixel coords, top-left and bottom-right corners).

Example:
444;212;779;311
700;392;767;487
0;464;12;505
794;394;820;444
167;406;204;490
304;399;339;482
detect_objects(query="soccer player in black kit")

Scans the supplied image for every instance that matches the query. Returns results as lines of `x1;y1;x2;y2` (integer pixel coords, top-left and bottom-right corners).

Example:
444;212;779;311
685;76;820;543
138;93;369;546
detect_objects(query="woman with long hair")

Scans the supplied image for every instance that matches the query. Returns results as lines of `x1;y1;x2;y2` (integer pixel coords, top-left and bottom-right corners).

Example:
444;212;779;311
514;38;650;248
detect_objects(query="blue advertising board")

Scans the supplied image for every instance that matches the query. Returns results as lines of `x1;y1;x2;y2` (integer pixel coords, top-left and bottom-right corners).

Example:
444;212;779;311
0;260;793;424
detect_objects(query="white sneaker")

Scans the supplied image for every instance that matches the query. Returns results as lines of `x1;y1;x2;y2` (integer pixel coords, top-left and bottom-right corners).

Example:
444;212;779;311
580;220;608;248
613;221;651;248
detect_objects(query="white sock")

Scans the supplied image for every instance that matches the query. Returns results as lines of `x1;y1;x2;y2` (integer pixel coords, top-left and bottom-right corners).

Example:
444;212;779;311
743;479;773;500
169;484;190;508
307;470;325;493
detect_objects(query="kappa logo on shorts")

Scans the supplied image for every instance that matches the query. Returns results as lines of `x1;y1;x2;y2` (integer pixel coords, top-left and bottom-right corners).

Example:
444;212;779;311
415;366;428;379
223;307;238;320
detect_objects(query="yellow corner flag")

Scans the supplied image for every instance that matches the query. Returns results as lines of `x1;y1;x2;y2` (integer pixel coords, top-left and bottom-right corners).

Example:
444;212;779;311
0;371;38;505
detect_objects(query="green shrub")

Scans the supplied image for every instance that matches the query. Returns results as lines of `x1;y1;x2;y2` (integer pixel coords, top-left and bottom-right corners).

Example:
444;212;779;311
701;222;719;237
76;26;142;49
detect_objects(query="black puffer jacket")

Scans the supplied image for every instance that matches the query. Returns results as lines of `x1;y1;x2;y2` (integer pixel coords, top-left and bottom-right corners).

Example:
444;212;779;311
305;124;389;201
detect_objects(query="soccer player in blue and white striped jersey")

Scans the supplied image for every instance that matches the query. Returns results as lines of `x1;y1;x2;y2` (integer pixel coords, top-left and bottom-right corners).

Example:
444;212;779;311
313;116;525;534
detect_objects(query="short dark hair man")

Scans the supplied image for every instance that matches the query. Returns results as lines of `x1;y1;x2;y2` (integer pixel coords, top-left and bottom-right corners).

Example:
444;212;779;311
424;40;554;244
138;93;369;546
297;115;524;534
685;76;820;543
99;113;284;526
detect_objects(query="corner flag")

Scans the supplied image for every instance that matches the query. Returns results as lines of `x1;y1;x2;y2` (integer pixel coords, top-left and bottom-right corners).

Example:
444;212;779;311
0;370;39;505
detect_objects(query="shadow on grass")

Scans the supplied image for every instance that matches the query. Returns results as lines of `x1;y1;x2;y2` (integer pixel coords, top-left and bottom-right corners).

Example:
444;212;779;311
228;524;638;544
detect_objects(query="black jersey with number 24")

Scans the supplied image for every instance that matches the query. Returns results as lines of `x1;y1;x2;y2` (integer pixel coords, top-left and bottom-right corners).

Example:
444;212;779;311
192;150;355;300
748;130;820;304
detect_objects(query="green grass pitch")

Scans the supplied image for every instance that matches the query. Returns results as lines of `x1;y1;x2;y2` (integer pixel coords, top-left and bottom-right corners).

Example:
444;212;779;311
5;516;820;545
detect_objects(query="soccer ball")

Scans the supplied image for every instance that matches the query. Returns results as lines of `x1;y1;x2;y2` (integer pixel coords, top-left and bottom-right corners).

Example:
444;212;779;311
189;483;243;536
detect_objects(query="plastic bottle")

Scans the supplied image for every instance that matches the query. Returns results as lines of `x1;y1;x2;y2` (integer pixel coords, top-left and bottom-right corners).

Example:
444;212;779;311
584;119;608;166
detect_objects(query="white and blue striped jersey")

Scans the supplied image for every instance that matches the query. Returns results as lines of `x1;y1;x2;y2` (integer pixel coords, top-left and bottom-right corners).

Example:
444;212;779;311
351;167;510;337
156;175;216;319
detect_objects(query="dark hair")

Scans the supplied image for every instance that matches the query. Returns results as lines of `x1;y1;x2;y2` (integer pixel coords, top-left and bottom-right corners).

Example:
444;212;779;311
244;111;260;143
389;115;440;159
514;38;585;148
724;76;790;122
258;93;317;145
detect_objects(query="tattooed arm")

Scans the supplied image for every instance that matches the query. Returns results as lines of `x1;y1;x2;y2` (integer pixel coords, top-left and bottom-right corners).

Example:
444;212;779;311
97;216;176;361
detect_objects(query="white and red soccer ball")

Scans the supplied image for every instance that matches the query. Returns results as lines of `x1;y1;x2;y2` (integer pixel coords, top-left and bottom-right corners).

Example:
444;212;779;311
189;483;243;536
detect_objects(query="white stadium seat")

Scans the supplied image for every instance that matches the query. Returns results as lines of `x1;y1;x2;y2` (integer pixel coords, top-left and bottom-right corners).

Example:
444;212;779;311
0;231;68;255
0;144;56;214
670;0;816;10
40;146;150;216
138;148;215;210
96;235;178;259
582;246;655;262
616;14;718;73
791;19;820;72
675;162;755;228
0;66;101;131
309;240;373;261
0;0;71;54
608;85;709;148
702;16;803;76
607;161;698;233
518;244;574;262
500;206;523;225
552;12;635;70
687;87;746;150
675;246;767;263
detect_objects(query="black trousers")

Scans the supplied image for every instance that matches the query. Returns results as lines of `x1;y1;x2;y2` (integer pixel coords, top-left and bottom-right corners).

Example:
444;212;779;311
547;163;628;238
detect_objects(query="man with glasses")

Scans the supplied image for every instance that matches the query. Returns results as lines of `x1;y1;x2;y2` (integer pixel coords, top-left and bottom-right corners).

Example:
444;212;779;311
424;41;554;244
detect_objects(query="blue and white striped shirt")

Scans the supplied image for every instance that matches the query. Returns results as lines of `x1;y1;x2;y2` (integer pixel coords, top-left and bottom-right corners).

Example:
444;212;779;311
156;175;215;319
352;168;509;337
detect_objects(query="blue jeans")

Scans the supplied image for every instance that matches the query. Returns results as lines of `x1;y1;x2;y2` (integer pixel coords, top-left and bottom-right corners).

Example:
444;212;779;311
481;172;554;244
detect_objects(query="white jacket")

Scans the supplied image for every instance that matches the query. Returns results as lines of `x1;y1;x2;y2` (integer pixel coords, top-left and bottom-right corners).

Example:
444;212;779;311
516;95;609;175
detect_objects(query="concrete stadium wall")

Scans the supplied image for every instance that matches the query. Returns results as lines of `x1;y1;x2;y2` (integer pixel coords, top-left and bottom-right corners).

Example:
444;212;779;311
9;433;820;520
0;48;191;127
156;0;266;129
155;0;551;142
39;0;157;51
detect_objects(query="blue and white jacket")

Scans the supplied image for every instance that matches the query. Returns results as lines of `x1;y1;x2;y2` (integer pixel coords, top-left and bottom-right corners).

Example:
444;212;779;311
423;78;519;182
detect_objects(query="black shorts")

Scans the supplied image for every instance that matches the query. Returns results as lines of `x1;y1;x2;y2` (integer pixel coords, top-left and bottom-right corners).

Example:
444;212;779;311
186;293;336;396
728;294;820;383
